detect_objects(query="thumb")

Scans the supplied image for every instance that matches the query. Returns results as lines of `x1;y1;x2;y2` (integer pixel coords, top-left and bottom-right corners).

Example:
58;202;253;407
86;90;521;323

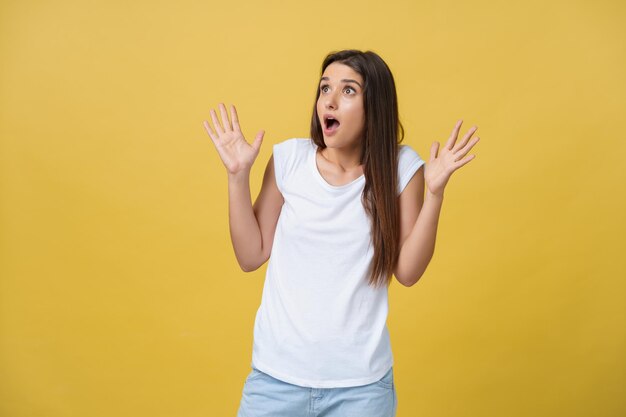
252;130;265;153
429;141;439;163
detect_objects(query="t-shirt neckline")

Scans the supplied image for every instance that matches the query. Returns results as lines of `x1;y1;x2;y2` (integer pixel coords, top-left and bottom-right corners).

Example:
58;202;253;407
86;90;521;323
310;141;365;191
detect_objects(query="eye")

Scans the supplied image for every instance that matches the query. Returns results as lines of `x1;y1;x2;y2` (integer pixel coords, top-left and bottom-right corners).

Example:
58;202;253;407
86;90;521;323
320;84;329;93
344;86;356;94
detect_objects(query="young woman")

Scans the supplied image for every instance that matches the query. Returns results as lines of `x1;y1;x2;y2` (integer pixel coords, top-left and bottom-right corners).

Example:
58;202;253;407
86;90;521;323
203;49;480;417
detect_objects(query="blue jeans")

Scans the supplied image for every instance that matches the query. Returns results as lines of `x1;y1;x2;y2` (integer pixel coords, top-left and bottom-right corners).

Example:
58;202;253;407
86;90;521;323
236;366;397;417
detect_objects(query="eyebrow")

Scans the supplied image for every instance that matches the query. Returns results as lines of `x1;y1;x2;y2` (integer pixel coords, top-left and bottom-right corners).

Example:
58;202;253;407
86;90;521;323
319;76;363;88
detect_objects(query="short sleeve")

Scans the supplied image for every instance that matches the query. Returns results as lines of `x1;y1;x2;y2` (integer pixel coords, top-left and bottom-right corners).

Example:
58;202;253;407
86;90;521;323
397;145;425;196
272;138;300;194
272;143;286;193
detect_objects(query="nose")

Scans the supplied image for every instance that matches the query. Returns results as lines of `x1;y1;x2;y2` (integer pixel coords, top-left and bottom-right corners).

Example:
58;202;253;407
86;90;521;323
324;90;338;110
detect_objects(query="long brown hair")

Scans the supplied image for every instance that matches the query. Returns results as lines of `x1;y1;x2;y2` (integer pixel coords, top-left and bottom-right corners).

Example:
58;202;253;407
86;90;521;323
310;50;405;289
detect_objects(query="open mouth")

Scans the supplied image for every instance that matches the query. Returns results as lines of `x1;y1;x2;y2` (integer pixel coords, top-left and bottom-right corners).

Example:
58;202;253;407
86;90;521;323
323;115;341;132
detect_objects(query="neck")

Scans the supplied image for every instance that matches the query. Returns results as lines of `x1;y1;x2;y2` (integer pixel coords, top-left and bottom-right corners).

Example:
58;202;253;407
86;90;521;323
319;142;363;171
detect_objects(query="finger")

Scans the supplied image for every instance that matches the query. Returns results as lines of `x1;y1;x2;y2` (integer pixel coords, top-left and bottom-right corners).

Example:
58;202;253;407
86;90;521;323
219;103;232;132
454;136;480;161
444;119;463;150
202;120;218;143
454;154;476;170
231;104;242;132
452;125;478;153
210;109;224;135
429;141;440;163
252;130;265;152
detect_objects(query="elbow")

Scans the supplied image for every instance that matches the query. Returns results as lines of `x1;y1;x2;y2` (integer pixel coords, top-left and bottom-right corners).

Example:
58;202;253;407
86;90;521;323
397;275;421;287
394;270;416;287
235;255;257;273
240;264;255;273
394;267;426;287
239;261;261;273
238;252;270;273
395;254;433;287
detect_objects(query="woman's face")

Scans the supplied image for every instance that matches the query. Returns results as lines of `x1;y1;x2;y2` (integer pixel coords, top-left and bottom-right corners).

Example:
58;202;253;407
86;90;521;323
316;62;365;150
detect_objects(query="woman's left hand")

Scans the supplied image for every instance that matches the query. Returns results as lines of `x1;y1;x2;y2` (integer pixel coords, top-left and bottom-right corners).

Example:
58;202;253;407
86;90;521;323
425;119;480;197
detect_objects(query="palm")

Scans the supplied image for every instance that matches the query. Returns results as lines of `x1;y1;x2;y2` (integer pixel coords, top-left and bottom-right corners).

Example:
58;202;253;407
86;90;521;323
424;120;480;196
202;103;265;175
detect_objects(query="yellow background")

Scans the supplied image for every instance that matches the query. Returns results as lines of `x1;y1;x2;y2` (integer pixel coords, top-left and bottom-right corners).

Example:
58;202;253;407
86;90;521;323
1;0;625;415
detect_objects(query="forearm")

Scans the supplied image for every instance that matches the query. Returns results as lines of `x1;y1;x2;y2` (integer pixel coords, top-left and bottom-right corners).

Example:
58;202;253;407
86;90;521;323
227;170;263;272
396;191;444;286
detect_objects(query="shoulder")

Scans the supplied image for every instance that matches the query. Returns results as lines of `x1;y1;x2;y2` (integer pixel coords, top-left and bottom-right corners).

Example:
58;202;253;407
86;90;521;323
272;138;314;165
398;143;423;162
273;137;312;152
397;143;425;195
272;138;313;191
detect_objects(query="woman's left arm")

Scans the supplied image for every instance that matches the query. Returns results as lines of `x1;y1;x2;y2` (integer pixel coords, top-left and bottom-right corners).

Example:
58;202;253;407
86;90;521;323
394;120;480;287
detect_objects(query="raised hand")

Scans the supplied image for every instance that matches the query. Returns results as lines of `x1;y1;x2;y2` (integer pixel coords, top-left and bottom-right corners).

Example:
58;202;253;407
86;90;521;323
202;103;265;175
425;119;480;197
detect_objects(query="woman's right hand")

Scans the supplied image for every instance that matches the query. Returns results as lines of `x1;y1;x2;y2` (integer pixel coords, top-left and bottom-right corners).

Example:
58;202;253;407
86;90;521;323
202;103;265;175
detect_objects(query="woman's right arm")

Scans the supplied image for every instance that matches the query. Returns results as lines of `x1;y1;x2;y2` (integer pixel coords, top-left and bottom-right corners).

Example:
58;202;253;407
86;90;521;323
203;103;283;272
227;155;283;271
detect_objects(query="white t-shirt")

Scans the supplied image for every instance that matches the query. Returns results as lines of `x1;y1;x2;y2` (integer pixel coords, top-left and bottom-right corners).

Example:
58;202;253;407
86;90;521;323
250;138;425;388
